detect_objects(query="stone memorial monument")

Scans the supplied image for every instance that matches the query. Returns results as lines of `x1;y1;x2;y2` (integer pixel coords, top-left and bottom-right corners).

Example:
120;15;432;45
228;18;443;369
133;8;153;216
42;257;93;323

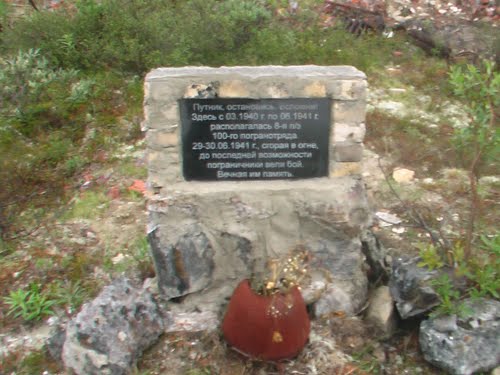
144;66;371;316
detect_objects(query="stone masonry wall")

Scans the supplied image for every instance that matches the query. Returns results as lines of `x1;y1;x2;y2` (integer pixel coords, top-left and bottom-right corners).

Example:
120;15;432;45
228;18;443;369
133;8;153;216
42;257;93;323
144;66;371;316
145;66;367;190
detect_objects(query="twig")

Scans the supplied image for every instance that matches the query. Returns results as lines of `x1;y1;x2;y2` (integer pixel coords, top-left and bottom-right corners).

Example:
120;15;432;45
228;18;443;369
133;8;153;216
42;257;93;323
377;158;451;251
28;0;39;11
326;1;382;16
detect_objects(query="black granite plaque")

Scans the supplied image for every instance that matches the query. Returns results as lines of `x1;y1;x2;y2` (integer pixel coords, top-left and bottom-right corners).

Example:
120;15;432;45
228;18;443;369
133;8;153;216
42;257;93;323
179;98;331;181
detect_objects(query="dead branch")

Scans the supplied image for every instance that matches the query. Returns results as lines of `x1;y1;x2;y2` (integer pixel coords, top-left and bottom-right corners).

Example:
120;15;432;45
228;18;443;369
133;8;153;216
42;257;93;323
377;158;451;252
325;1;382;16
28;0;39;12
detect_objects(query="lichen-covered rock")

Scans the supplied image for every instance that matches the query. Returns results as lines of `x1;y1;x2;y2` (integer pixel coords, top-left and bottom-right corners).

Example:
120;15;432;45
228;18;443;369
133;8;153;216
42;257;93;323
148;225;214;298
389;257;441;319
311;238;368;316
360;229;390;283
419;298;500;375
61;278;164;375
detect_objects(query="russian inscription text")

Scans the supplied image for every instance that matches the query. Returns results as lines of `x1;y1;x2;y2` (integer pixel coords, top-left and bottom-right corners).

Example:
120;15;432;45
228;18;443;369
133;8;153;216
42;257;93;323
180;98;331;180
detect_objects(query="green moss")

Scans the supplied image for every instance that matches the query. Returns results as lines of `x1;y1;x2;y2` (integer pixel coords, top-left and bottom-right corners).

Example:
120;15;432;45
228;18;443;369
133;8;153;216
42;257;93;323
64;191;110;220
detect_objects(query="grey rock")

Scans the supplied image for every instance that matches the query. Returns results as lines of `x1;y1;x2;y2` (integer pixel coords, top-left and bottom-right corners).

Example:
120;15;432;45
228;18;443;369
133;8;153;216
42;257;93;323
420;298;500;375
389;257;441;319
334;142;364;162
365;286;397;336
301;271;328;305
311;239;368;316
164;311;219;332
46;324;66;363
360;229;390;283
149;225;214;298
61;278;165;375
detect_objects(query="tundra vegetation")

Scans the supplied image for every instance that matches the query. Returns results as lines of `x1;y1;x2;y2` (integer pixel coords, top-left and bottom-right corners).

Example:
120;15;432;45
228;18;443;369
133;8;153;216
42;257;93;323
0;0;498;373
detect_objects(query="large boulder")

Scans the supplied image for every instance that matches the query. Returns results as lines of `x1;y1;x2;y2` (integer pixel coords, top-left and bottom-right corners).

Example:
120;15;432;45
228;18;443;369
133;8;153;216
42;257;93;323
419;298;500;375
61;278;165;375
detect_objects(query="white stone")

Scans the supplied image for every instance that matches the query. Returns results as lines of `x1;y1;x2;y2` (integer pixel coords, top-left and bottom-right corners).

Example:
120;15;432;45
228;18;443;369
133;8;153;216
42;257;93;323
165;311;219;332
375;211;402;227
377;100;405;114
392;227;406;234
111;253;127;264
366;286;397;336
393;168;415;183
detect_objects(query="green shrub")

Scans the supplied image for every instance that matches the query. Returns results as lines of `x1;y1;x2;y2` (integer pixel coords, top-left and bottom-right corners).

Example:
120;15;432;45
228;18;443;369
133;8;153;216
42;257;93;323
0;49;94;242
2;0;408;74
49;280;89;313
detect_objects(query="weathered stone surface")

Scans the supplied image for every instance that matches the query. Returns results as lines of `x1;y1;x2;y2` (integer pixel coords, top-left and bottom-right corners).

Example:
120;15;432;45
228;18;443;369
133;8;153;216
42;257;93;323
330;162;362;177
61;278;164;375
333;123;366;143
301;271;328;305
392;168;415;183
419;298;500;375
404;18;499;64
311;239;368;316
365;286;397;336
149;225;215;298
334;142;364;162
164;311;219;332
328;79;367;101
148;177;371;314
389;257;441;319
360;229;390;283
145;66;371;317
333;100;366;125
47;324;66;363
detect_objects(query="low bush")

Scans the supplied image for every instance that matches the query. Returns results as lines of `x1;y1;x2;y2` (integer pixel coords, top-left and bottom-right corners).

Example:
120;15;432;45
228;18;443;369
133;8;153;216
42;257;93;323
4;283;56;321
1;0;411;74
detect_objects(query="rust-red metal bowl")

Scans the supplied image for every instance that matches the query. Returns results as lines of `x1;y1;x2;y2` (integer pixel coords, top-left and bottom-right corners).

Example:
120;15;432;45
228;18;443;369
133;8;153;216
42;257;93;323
222;279;310;361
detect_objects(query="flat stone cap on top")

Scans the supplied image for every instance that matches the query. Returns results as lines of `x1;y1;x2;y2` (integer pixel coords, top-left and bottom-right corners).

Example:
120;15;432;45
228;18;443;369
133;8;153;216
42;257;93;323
146;65;366;81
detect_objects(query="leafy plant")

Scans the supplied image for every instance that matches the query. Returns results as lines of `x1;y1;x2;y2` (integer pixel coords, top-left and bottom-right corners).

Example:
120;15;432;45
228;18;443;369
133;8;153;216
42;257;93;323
4;283;57;321
448;61;499;258
185;369;212;375
49;280;88;314
430;273;471;318
466;234;500;299
0;49;77;131
417;243;445;271
416;236;499;317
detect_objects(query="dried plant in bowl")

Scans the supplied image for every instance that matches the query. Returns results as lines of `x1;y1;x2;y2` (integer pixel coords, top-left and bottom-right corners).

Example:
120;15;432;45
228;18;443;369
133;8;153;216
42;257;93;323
251;245;310;296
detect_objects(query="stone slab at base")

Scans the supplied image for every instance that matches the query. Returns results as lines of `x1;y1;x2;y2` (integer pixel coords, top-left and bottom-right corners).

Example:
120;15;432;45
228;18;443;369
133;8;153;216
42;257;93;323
148;177;370;315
